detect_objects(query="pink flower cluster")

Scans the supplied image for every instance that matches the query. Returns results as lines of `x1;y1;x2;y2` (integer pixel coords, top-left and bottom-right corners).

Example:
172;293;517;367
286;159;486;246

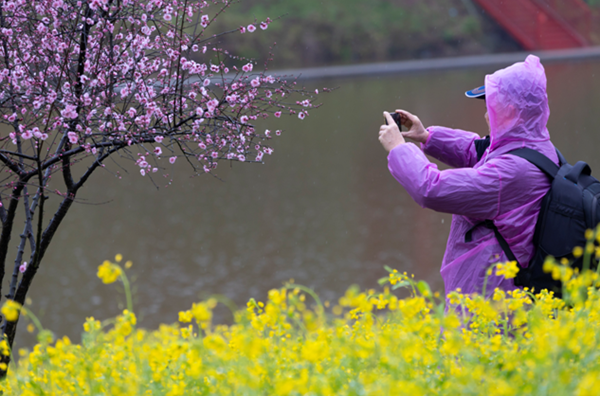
0;0;324;183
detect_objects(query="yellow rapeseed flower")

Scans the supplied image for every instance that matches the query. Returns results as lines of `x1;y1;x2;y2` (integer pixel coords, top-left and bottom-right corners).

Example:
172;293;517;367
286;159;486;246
178;310;193;323
97;260;122;284
4;256;600;395
1;300;22;322
495;261;519;279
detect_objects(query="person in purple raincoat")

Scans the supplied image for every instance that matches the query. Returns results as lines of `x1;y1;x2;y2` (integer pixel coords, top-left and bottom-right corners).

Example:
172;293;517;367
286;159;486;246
378;55;558;299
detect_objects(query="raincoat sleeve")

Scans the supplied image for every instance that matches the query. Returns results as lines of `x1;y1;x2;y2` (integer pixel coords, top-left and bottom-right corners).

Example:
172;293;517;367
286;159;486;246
421;126;481;168
388;143;501;218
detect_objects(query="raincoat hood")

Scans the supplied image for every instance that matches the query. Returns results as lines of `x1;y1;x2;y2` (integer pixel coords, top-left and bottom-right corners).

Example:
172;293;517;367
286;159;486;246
485;55;550;152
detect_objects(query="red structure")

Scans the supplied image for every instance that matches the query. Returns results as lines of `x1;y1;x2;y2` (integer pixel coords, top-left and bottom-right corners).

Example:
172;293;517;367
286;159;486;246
472;0;596;50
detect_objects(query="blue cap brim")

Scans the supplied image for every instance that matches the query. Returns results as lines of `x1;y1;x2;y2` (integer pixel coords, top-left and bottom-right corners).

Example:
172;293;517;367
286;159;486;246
465;85;485;99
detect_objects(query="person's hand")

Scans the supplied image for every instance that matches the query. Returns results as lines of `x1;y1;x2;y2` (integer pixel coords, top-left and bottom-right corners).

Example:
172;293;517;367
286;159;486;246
379;111;405;152
395;109;429;144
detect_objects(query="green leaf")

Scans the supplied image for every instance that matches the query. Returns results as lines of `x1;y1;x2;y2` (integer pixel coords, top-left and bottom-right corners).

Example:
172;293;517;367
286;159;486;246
383;265;394;273
378;277;389;285
417;281;432;296
391;281;410;290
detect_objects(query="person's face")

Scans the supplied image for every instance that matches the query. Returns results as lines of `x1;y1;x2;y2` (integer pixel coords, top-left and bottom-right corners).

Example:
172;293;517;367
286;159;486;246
485;111;490;133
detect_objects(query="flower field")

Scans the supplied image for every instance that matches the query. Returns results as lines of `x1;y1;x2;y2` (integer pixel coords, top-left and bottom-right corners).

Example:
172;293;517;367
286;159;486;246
1;254;600;395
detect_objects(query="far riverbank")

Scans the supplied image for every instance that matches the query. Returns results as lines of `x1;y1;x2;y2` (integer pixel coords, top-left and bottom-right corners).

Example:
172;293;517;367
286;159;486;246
271;47;600;80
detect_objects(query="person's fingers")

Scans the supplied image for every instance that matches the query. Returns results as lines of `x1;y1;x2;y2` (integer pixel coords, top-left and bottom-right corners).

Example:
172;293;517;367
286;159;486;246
383;111;395;125
395;109;416;121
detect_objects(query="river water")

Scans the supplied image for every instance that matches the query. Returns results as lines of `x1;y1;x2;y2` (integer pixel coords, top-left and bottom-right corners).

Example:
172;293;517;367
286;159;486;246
15;57;600;345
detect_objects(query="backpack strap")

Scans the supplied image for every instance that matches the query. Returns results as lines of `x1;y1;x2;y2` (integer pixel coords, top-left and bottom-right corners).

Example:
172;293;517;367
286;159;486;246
475;136;490;162
465;220;519;264
508;148;560;179
465;147;564;270
565;161;591;183
556;149;567;166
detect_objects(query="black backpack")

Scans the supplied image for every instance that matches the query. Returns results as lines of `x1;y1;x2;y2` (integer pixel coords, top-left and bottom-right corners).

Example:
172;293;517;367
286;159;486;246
472;138;600;296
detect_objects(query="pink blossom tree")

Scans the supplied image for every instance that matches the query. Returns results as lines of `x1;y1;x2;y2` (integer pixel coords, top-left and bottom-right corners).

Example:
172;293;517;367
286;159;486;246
0;0;323;373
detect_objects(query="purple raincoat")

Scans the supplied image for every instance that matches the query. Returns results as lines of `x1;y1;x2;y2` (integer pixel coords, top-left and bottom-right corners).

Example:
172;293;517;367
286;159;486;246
388;55;558;298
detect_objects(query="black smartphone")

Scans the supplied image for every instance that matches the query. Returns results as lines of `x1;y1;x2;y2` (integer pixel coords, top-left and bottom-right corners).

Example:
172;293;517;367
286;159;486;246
385;111;402;131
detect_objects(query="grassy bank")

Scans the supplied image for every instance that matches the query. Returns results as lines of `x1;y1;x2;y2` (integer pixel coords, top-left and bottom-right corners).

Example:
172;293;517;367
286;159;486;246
208;0;520;69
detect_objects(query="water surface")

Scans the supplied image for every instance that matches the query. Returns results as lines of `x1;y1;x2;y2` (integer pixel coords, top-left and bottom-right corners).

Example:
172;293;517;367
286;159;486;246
16;58;600;344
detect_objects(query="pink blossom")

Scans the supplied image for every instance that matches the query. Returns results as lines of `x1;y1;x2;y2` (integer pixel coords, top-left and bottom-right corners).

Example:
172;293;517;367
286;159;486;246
154;147;162;155
163;13;172;21
240;115;249;123
61;105;78;119
203;78;210;87
315;89;319;94
140;169;146;176
67;131;78;144
265;91;272;98
238;154;246;162
202;46;207;54
227;153;234;159
206;99;219;113
250;78;260;88
211;151;218;158
298;111;306;120
265;130;271;137
152;168;158;173
196;107;204;116
19;262;27;274
199;142;207;149
201;15;210;27
256;152;264;161
203;165;211;172
242;63;253;72
276;130;282;136
21;130;33;140
192;44;199;52
260;22;268;30
247;24;256;33
169;156;177;164
226;95;238;105
239;26;246;34
274;111;281;118
210;64;219;73
7;113;16;122
264;147;274;155
155;136;164;143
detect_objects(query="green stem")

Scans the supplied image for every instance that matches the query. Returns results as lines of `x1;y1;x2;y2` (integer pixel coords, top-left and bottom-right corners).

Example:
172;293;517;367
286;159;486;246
118;270;133;313
22;307;44;333
283;284;324;313
583;244;592;272
482;263;497;298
